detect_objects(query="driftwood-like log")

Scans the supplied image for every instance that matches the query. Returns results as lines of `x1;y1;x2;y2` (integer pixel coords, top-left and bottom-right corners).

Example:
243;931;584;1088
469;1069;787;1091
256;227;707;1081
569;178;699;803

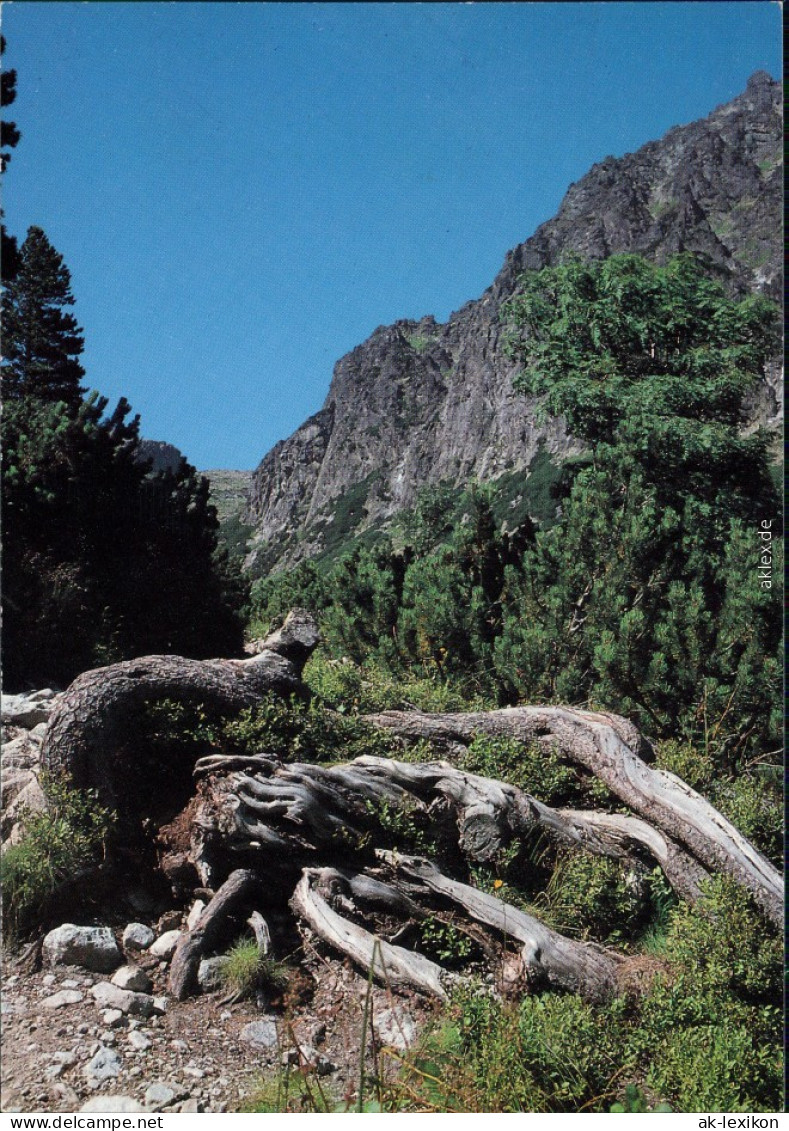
38;628;782;1002
247;911;272;957
203;755;706;905
41;610;320;807
169;868;259;1000
381;852;623;1002
363;708;783;927
291;867;453;999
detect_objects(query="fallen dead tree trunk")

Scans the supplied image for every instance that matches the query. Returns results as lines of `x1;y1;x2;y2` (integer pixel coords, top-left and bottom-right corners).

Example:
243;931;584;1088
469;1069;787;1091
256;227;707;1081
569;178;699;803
363;709;783;929
199;753;707;904
38;630;782;1002
41;610;320;807
291;867;452;1000
169;868;261;1000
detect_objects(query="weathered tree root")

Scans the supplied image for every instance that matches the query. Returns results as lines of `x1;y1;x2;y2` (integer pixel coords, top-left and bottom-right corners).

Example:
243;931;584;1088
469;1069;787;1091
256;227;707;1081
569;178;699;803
41;609;320;807
39;624;783;1002
291;867;453;1000
362;709;783;928
169;868;261;1000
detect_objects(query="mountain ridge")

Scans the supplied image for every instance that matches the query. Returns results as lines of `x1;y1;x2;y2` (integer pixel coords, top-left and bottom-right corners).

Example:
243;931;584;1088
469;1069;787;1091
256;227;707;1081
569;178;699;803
244;73;782;574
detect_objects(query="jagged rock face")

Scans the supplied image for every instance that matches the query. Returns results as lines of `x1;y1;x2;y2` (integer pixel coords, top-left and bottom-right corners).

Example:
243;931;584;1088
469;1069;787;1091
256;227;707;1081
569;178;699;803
136;440;185;474
245;74;781;572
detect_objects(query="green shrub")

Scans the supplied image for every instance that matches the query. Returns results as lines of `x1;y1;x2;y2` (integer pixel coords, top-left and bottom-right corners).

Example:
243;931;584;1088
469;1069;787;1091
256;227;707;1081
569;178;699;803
634;877;782;1111
542;851;650;946
416;915;476;967
220;938;288;1001
144;692;401;768
709;774;782;867
435;987;632;1112
459;734;577;802
1;774;115;940
305;651;491;716
654;739;716;790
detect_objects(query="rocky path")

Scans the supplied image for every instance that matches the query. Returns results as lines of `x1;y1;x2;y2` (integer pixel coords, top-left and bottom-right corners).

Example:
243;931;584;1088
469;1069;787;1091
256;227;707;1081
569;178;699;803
1;927;429;1113
1;690;429;1114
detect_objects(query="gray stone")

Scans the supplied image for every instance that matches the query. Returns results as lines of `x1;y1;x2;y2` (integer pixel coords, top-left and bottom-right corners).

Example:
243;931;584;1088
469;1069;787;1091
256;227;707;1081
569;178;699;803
179;1098;203;1114
128;1029;151;1051
43;925;122;973
186;899;206;930
156;910;182;933
102;1009;124;1028
80;1096;144;1113
373;1006;418;1050
1;692;53;728
1;768;36;811
240;1018;278;1050
91;982;155;1017
3;777;47;840
122;922;155;951
84;1045;122;1085
42;989;84;1010
0;735;41;771
197;956;227;992
149;929;182;959
51;1050;78;1067
144;1082;177;1110
152;996;168;1014
111;965;152;993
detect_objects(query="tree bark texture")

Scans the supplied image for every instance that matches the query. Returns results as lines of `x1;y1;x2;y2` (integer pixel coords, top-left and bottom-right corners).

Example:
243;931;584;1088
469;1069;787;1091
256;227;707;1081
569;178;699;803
38;642;783;1001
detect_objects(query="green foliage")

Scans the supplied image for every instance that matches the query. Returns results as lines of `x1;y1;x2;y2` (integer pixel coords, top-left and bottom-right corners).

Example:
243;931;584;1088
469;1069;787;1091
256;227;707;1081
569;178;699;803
541;852;650;946
144;691;401;771
416;915;475;966
2;226;85;408
1;774;115;940
392;875;782;1113
365;797;437;856
435;987;632;1112
504;253;778;445
218;512;254;560
318;473;379;560
635;878;782;1111
610;1084;671;1113
489;445;564;530
219;938;288;1001
459;734;579;804
406;332;433;352
495;254;781;757
1;228;248;690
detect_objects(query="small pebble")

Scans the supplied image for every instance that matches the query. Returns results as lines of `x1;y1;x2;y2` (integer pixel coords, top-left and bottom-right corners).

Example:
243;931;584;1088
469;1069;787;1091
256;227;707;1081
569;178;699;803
128;1030;151;1051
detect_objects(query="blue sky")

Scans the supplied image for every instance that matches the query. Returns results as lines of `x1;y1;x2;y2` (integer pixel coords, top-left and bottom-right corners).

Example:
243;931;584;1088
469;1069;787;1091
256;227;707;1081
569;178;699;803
2;2;781;470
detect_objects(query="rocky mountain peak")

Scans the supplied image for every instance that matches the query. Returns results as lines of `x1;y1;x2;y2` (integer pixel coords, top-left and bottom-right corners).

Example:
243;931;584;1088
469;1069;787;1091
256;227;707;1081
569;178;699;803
244;76;781;574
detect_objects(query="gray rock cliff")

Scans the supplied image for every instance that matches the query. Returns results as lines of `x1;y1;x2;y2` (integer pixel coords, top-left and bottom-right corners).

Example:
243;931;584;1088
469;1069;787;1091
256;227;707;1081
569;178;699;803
245;74;781;572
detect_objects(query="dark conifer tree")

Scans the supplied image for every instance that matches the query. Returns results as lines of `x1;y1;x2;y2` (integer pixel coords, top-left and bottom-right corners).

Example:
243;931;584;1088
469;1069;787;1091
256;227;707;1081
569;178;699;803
2;227;86;408
1;34;21;280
